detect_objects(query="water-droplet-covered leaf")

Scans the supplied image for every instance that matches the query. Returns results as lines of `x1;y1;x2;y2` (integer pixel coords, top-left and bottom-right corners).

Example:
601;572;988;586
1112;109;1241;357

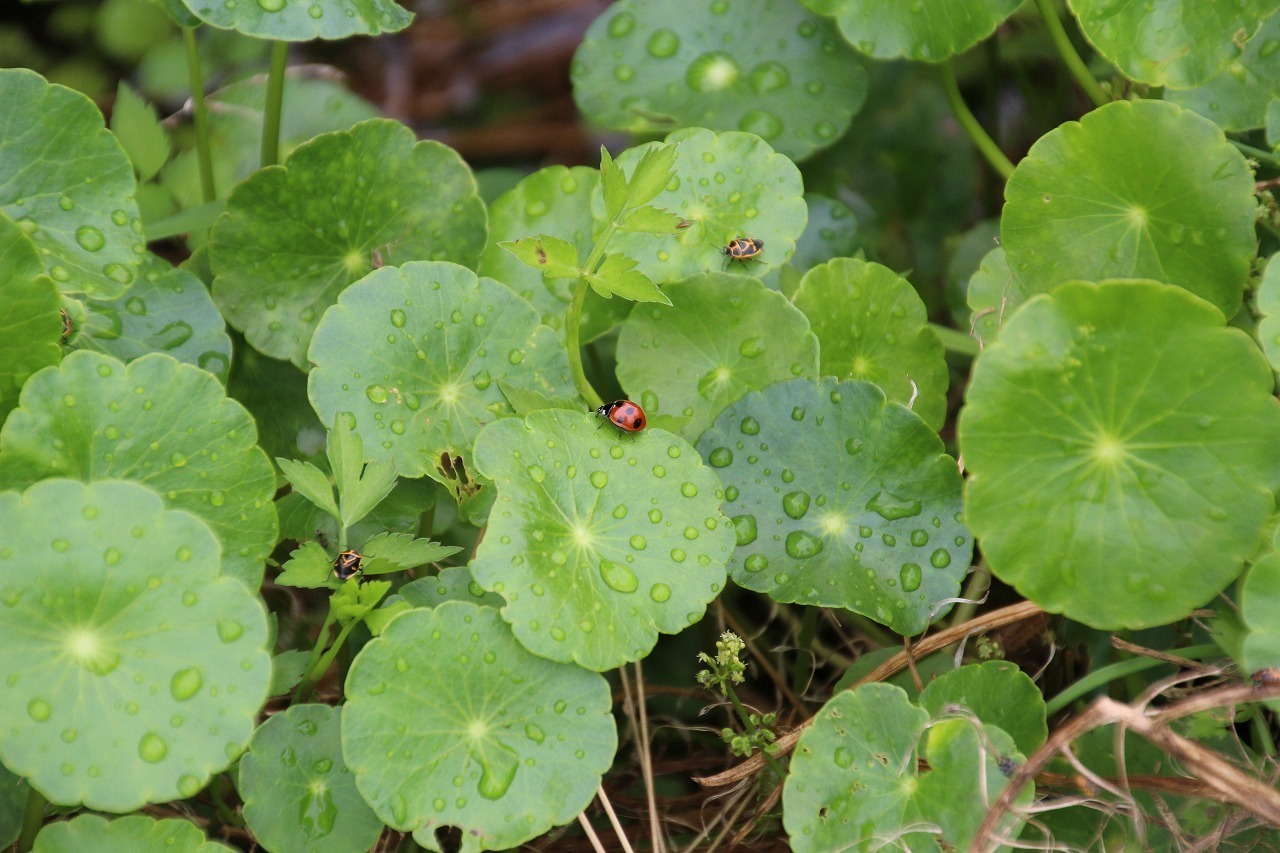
618;275;819;441
0;214;60;421
1066;0;1280;89
573;0;866;162
307;261;572;494
762;193;861;295
211;119;486;367
0;69;145;299
342;603;616;852
78;253;232;383
477;166;629;342
793;258;947;430
960;281;1280;629
698;377;970;635
1255;254;1280;373
472;410;733;671
0;351;278;588
1002;100;1256;319
965;246;1019;348
238;704;383;853
917;661;1047;756
815;0;1023;63
398;567;505;609
33;814;234;852
0;480;270;812
176;0;412;41
783;683;1027;852
1240;553;1280;700
1169;14;1280;132
599;129;807;283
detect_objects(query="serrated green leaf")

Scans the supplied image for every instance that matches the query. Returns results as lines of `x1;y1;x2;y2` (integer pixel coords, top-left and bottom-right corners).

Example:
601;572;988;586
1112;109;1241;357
33;814;234;853
342;460;397;531
621;143;679;210
617;274;819;441
278;477;439;556
211;119;486;367
0;213;60;421
0;351;278;588
960;280;1280;629
0;69;145;298
793;258;948;430
268;649;311;697
0;480;270;812
238;705;383;853
1067;0;1280;89
698;377;970;636
276;457;338;520
343;603;616;851
472;410;733;671
77;253;233;383
360;531;461;575
276;541;336;589
326;412;364;505
177;0;412;41
618;205;685;234
588;254;672;304
1002;100;1256;319
599;145;627;220
110;81;170;182
500;234;580;279
573;1;866;161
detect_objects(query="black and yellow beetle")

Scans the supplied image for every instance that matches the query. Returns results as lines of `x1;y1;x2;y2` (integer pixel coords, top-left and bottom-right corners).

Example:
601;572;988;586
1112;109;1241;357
333;549;364;580
721;237;764;270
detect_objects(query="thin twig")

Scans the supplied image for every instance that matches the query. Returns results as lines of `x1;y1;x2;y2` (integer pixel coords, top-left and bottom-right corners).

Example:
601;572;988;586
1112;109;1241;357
632;660;663;853
577;813;607;853
597;786;636;853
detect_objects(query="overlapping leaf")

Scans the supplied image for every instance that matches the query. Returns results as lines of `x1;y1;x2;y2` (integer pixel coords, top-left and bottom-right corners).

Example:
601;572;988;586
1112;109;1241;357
176;0;411;41
0;213;60;420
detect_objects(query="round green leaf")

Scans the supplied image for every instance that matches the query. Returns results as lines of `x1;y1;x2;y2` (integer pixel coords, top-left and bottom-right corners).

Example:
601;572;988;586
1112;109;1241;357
697;377;970;636
0;479;271;812
0;763;26;849
399;567;505;609
1256;253;1280;373
1002;99;1256;319
78;253;232;382
228;346;326;464
1067;0;1280;89
308;262;572;490
783;683;1026;853
572;0;866;162
617;274;819;441
34;814;233;853
238;704;382;853
0;351;278;588
601;128;807;283
965;246;1019;348
0;213;61;420
959;280;1280;629
1242;553;1280;679
793;258;947;430
762;193;862;296
815;0;1023;62
471;410;733;671
0;69;145;299
917;661;1047;755
178;0;411;41
211;119;486;367
476;165;628;342
1169;13;1280;131
342;603;616;852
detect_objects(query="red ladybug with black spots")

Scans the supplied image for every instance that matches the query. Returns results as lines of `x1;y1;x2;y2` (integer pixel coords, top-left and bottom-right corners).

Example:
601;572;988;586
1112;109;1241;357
594;399;646;437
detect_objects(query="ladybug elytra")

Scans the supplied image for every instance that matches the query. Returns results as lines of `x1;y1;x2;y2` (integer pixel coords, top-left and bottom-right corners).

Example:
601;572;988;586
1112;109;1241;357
333;549;364;580
594;399;646;437
721;237;763;270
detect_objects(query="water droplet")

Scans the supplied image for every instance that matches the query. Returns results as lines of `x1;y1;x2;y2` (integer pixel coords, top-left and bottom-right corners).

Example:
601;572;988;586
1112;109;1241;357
785;530;824;559
834;746;854;768
390;309;406;327
607;11;635;37
910;530;929;547
749;61;790;94
169;451;187;467
216;619;244;643
744;553;769;573
900;563;922;591
171;667;203;701
708;447;733;467
600;559;638;593
647;28;680;57
103;263;135;285
27;698;51;722
783;491;811;519
930;548;952;568
75;225;105;252
527;464;546;483
731;514;758;545
629;535;647;550
590;471;608;489
525;723;546;744
650;583;671;602
866;490;922;520
366;385;388;404
686;51;740;92
390;420;405;435
139;732;168;763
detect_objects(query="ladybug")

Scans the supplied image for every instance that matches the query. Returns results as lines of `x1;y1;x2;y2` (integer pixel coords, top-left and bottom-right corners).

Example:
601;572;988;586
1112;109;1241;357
59;307;72;344
333;549;364;580
594;399;646;437
722;237;763;270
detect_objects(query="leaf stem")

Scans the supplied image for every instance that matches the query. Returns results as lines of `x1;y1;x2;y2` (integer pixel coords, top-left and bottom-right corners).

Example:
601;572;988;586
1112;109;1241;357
790;606;819;697
1233;139;1280;169
16;785;46;853
260;40;289;168
725;686;787;782
565;220;620;411
941;61;1015;180
1034;0;1109;108
930;323;980;358
306;617;362;691
294;606;338;703
182;27;216;204
1044;643;1219;716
